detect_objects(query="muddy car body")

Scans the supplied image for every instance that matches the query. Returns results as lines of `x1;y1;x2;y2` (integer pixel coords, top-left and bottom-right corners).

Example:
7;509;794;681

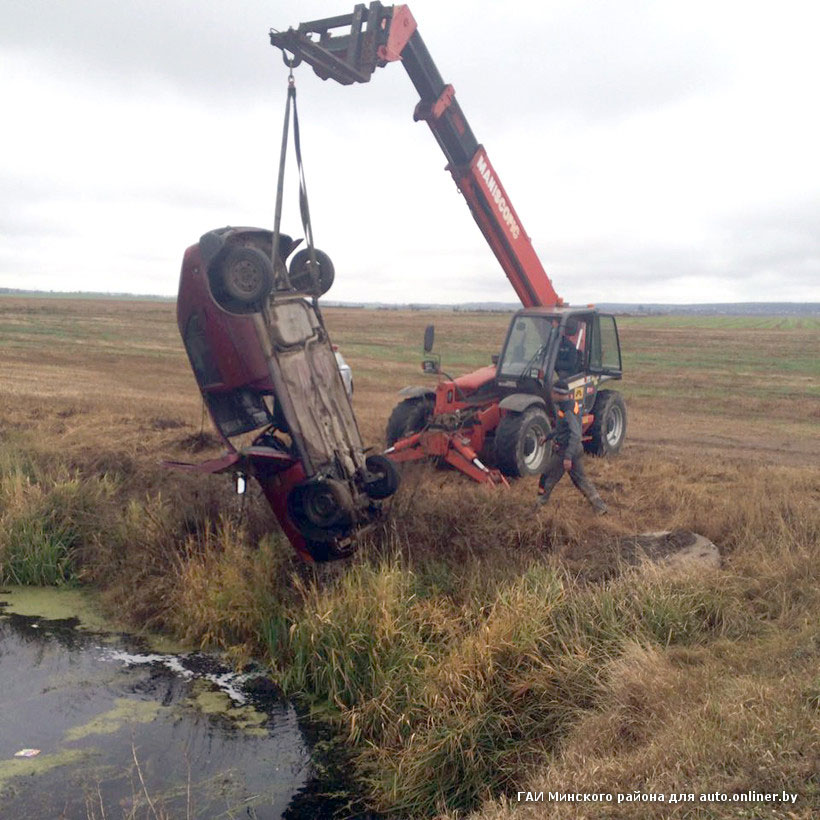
171;226;398;561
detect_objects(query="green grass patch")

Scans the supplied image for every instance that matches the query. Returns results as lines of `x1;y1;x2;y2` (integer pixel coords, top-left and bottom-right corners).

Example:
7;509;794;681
617;315;820;331
0;458;113;586
624;348;820;376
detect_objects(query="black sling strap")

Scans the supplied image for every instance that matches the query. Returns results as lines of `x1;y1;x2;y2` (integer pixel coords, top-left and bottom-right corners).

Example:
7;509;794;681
272;66;320;296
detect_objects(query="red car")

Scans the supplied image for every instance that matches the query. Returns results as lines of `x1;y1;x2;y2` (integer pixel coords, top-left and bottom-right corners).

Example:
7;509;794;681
169;226;398;561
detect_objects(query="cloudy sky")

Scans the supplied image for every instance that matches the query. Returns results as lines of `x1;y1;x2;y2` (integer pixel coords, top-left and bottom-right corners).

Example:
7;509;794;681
2;0;819;304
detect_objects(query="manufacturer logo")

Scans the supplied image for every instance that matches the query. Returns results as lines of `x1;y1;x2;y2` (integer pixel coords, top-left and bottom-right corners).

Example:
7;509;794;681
475;153;521;240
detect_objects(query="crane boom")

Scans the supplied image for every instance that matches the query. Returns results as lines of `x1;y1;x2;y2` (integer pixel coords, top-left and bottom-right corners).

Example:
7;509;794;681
270;2;562;308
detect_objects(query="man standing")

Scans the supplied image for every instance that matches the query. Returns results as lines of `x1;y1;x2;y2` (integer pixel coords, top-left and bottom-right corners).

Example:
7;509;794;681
537;380;608;514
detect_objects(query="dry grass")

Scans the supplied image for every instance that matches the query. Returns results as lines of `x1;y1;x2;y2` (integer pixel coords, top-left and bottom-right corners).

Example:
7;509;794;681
264;464;817;816
1;296;819;817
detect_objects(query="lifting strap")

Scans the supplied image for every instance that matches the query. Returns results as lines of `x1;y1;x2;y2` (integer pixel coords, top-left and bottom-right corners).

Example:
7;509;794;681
271;64;320;296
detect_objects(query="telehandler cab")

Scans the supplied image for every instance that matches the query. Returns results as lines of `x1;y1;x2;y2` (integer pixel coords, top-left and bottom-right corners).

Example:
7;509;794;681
270;2;628;483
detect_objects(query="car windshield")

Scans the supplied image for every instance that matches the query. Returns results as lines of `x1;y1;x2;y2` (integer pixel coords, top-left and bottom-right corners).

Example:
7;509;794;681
499;316;556;378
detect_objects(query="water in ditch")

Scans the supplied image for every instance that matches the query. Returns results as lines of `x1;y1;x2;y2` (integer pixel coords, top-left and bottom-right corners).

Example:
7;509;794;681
0;586;368;819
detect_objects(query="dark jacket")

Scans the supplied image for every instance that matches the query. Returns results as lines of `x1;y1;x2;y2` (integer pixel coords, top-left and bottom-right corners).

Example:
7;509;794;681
555;338;581;376
553;398;583;460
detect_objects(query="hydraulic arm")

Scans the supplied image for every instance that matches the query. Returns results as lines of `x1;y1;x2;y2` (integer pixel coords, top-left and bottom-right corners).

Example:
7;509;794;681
270;2;562;308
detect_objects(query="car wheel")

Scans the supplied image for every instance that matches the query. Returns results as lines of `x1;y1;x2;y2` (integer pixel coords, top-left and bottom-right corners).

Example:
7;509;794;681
363;454;400;499
211;246;274;309
287;478;354;540
288;248;335;296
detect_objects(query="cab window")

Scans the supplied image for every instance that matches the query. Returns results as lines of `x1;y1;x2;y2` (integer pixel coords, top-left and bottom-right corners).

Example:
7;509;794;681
590;314;622;373
499;316;552;377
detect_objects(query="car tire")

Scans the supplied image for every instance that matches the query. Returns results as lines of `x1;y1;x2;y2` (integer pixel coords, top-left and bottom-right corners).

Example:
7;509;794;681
287;478;354;537
288;248;335;296
585;389;627;456
495;407;551;477
363;454;400;499
211;246;274;309
303;538;359;562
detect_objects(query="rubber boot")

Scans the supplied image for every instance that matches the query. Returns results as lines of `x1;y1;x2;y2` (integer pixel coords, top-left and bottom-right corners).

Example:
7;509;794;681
589;494;608;515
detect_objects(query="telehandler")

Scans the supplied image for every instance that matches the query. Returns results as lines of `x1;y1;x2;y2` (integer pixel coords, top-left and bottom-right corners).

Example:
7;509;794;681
270;3;627;486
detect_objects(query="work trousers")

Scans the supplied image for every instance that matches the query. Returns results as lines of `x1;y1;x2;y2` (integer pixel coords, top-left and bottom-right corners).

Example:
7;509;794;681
538;450;603;508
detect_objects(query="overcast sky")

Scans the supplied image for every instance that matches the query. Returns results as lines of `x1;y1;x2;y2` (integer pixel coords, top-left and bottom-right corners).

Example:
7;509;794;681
2;0;819;304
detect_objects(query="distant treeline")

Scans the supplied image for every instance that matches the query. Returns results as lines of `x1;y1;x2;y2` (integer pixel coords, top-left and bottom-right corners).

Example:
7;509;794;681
0;288;174;302
1;289;817;315
317;301;820;316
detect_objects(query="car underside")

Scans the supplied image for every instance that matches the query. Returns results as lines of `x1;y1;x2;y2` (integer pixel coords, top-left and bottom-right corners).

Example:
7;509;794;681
168;226;399;561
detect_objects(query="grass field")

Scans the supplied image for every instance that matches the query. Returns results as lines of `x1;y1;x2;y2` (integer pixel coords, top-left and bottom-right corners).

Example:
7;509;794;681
1;296;819;818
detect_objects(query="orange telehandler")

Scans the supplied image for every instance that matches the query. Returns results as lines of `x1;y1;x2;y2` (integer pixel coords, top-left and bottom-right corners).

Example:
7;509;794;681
271;3;627;486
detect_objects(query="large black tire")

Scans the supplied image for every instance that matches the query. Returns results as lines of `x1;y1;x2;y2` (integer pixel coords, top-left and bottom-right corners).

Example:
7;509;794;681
211;246;273;310
495;407;552;477
288;248;335;296
363;454;400;500
385;397;434;447
585;389;627;456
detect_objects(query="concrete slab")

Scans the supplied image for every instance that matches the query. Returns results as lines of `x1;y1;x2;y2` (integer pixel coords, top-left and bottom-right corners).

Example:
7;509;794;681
614;529;721;570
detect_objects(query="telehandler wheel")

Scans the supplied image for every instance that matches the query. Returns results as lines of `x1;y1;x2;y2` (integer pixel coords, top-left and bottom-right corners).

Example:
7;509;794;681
211;246;274;310
363;454;400;500
495;407;551;477
385;397;434;446
585;389;627;456
288;248;335;296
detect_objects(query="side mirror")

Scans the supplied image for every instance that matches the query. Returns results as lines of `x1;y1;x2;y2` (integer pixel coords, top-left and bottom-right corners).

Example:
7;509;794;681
491;354;499;365
423;324;435;353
